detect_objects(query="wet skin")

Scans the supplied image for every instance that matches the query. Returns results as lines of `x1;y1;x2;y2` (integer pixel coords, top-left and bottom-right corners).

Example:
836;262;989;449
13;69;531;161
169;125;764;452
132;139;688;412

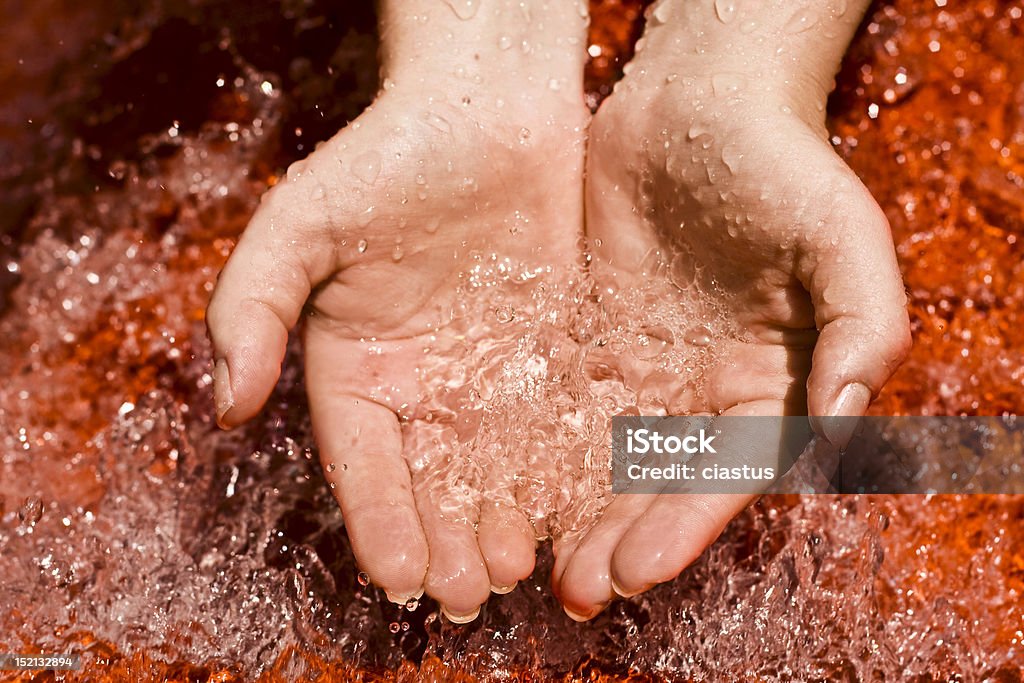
552;0;910;619
207;0;589;621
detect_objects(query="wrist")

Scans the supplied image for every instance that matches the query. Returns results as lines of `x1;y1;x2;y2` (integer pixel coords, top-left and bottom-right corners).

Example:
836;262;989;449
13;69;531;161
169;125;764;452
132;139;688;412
627;0;870;106
378;0;588;107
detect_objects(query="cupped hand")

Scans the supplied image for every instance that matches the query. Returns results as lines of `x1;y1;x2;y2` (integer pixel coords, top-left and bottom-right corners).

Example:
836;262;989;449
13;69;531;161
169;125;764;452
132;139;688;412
553;35;911;619
207;83;588;620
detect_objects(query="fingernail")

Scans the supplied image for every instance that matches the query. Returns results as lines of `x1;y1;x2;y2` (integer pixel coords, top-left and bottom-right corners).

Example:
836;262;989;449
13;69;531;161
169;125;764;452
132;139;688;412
440;605;480;624
818;382;871;450
561;610;598;626
490;582;517;595
611;577;643;599
385;588;424;605
213;358;234;429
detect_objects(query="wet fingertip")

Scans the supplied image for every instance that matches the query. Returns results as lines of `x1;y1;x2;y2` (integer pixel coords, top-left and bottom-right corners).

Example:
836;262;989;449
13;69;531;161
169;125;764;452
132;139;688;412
440;605;481;624
562;603;604;622
385;587;424;605
610;577;643;599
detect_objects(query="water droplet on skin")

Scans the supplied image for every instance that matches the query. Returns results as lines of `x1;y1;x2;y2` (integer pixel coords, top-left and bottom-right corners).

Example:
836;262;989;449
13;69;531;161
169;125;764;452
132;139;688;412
665;73;678;84
327;463;337;472
712;72;747;96
441;0;479;20
669;253;696;290
357;239;368;253
357;572;370;586
356;206;375;227
832;0;848;17
714;0;737;23
785;8;818;34
685;325;714;346
406;598;420;611
740;19;758;33
721;143;744;173
651;0;671;24
311;185;325;200
286;160;307;182
518;128;532;144
392;244;404;262
352;151;381;185
687;123;710;141
422;111;453;135
498;35;512;50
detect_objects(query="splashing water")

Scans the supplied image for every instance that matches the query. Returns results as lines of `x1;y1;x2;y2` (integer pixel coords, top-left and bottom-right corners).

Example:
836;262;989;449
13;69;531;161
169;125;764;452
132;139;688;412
2;0;1024;681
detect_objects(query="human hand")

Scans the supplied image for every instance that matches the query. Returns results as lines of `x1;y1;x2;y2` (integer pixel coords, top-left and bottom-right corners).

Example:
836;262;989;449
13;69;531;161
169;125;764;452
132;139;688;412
207;0;589;621
553;0;911;619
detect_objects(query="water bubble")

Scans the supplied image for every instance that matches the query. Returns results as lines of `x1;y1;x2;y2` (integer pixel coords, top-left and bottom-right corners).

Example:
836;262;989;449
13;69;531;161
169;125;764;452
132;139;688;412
351;151;381;185
685;325;714;347
326;463;336;472
441;0;480;20
357;572;370;586
714;0;737;23
495;305;516;324
406;597;420;611
357;239;368;254
389;621;401;634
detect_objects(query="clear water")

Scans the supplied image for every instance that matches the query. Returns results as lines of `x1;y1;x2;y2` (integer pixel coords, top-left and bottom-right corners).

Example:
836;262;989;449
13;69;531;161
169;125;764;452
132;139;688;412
2;0;1023;680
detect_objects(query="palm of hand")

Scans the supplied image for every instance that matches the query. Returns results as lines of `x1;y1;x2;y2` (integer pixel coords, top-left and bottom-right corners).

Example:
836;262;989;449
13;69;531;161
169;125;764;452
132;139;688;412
209;90;588;618
551;87;909;619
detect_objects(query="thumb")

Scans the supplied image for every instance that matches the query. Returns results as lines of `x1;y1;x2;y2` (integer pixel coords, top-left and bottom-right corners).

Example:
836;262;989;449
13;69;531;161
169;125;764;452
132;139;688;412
800;189;912;449
206;179;334;428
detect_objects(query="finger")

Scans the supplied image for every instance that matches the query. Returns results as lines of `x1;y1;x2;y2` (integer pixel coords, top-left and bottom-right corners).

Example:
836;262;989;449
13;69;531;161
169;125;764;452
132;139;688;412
404;422;492;623
206;181;334;428
476;463;537;595
609;401;798;596
798;182;911;448
551;491;660;621
312;391;429;603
